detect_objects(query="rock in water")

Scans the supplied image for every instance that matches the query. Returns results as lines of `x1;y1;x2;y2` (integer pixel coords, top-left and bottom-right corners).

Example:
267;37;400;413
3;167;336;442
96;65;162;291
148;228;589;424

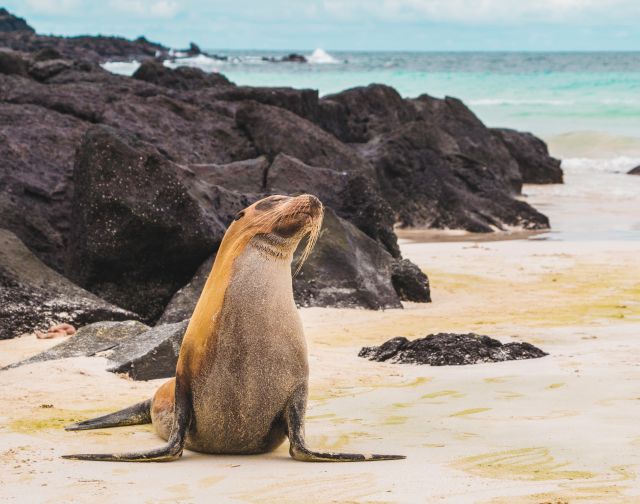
359;333;547;365
0;229;138;339
493;128;563;184
132;59;232;91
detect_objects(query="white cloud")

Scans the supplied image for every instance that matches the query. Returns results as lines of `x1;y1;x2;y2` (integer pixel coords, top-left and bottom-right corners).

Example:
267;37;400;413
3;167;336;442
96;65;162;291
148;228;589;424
322;0;640;24
25;0;83;13
108;0;182;18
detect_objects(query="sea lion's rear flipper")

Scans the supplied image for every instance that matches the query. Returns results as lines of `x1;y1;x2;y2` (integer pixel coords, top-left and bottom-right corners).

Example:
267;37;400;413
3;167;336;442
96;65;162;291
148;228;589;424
285;385;406;462
65;399;152;431
62;380;192;462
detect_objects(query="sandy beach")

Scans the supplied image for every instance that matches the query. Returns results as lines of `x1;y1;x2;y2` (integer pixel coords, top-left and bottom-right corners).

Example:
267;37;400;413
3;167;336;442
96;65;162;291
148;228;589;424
2;181;639;503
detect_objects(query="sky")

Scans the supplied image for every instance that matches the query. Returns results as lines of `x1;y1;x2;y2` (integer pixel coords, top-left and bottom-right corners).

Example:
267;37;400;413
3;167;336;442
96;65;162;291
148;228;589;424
4;0;640;51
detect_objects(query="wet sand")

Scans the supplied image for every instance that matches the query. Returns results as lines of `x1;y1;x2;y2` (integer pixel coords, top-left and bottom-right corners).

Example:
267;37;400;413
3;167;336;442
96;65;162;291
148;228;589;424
1;232;639;503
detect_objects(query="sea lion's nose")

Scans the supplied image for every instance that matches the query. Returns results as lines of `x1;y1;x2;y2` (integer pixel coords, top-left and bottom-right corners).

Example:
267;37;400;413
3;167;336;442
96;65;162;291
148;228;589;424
305;195;322;214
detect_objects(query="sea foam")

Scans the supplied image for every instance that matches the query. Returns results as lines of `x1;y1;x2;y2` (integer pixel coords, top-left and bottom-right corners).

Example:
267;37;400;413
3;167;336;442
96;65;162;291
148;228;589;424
101;60;141;75
307;48;339;64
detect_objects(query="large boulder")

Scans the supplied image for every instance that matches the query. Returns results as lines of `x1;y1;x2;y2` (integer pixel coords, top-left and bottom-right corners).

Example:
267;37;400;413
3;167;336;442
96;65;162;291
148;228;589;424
182;156;269;194
363;121;549;231
65;126;231;321
319;84;416;142
205;86;320;122
411;94;523;193
0;49;29;76
493;128;563;184
235;101;368;173
292;209;403;309
132;59;232;91
0;229;138;339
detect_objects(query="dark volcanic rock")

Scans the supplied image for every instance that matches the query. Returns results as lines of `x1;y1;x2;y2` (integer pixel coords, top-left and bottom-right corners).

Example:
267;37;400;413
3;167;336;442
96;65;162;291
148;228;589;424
411;94;523;193
363;121;549;231
157;255;214;324
236;101;367;173
107;320;188;380
0;49;28;75
359;333;547;365
28;58;74;81
65;126;228;321
493;128;563;184
262;53;307;63
2;320;149;367
390;259;431;302
183;156;268;194
0;8;34;33
4;318;188;380
293;209;402;309
0;229;138;339
628;166;640;175
209;86;319;122
132;59;232;90
266;153;349;200
0;28;168;63
0;96;89;269
321;84;416;143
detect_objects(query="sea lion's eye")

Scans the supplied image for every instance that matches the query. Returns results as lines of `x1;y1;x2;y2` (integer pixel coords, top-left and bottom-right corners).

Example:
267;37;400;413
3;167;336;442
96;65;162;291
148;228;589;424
234;211;245;221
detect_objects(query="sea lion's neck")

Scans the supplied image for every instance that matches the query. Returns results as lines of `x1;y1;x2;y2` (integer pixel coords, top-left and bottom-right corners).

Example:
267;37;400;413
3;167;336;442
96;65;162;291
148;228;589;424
250;233;293;261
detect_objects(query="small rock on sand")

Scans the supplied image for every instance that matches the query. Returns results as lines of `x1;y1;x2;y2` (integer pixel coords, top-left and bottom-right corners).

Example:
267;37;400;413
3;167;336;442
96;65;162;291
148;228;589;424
358;333;547;366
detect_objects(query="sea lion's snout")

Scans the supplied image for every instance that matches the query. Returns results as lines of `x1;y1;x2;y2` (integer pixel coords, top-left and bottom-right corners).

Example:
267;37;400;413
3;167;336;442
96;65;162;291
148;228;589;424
270;194;323;239
303;194;323;216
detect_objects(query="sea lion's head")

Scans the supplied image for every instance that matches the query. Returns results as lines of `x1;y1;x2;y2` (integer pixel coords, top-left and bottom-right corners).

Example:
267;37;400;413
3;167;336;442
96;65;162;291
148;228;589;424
224;194;324;272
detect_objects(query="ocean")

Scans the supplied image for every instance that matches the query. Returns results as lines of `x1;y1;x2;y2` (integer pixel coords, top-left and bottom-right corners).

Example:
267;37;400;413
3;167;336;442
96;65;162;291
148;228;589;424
104;50;640;241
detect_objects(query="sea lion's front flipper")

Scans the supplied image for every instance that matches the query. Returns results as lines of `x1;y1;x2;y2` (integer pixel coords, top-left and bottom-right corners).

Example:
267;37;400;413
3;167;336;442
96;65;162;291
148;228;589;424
285;384;405;462
63;379;191;462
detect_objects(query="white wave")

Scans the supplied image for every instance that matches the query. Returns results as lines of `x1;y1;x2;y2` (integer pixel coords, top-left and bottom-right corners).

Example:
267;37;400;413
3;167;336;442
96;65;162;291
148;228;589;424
163;54;226;72
307;48;339;64
101;60;141;76
561;156;640;174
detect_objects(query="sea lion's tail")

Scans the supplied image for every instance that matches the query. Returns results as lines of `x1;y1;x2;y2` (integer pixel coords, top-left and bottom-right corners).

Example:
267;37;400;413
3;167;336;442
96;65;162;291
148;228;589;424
65;399;152;431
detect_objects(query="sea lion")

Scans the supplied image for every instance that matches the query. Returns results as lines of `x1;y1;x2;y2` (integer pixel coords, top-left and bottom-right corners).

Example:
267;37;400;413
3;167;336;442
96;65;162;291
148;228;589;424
63;194;404;463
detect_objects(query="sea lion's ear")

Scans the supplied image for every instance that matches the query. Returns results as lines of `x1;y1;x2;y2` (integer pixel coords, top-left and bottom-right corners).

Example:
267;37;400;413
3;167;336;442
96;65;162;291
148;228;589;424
234;211;245;221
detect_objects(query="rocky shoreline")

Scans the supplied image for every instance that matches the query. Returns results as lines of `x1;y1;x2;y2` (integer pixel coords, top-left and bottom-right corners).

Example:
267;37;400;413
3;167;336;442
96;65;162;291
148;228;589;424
1;9;563;344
